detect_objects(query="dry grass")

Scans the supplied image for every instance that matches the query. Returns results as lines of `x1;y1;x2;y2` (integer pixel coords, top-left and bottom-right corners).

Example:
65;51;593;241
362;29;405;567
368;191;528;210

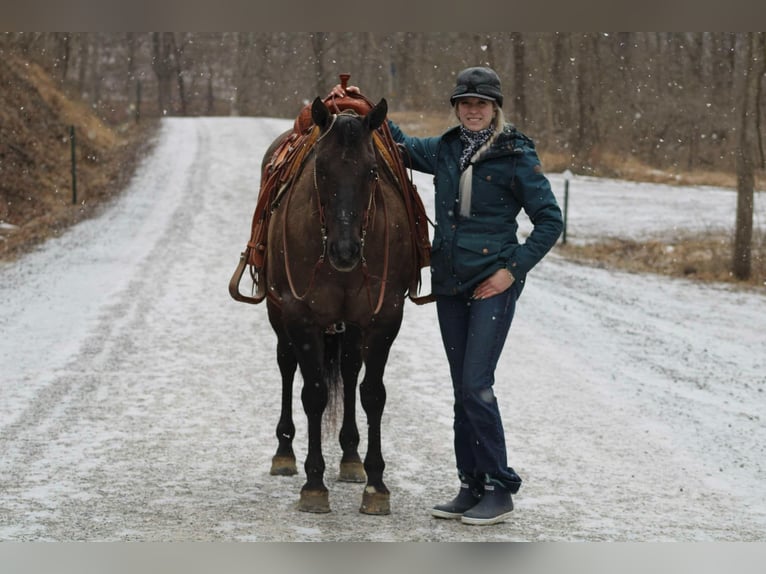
557;233;766;290
0;55;159;261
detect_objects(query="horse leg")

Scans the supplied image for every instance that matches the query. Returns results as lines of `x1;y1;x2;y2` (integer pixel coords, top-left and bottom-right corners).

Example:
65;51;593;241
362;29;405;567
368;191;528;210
267;303;298;476
358;325;399;515
289;323;331;513
270;334;298;476
337;325;365;483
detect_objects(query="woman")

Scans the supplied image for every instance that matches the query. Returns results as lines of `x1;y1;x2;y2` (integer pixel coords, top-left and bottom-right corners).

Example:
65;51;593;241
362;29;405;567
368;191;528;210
330;66;563;525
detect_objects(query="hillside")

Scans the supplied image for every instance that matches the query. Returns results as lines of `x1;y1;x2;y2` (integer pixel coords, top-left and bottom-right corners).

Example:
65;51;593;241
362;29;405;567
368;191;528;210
0;54;156;260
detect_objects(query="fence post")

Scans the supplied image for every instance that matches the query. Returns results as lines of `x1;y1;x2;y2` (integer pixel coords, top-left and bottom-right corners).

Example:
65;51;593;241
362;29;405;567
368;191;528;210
70;125;77;205
562;169;572;244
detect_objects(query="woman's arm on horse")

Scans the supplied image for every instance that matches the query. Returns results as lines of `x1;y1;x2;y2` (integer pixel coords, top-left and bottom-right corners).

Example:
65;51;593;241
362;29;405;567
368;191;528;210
328;84;361;98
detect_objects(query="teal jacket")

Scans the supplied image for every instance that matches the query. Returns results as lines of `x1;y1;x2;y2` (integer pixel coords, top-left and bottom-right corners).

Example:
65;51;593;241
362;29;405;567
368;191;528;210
388;120;563;296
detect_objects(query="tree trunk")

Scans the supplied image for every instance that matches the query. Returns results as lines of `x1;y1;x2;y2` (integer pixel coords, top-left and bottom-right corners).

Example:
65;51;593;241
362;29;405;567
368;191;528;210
58;33;71;81
755;33;766;169
152;32;175;115
77;34;89;96
311;33;329;100
206;69;215;115
231;32;253;116
510;32;526;128
732;33;758;280
170;33;188;116
551;33;568;135
125;32;138;104
574;33;599;170
539;35;556;138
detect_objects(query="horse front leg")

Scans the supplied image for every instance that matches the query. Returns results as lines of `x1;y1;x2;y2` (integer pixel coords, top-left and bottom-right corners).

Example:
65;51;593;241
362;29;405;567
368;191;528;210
289;323;331;513
337;324;365;483
300;375;330;512
270;334;298;476
267;303;298;476
358;325;399;515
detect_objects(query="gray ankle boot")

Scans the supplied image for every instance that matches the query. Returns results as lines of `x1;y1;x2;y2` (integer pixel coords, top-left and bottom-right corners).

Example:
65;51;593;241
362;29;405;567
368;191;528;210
460;483;514;525
460;469;521;525
431;482;482;519
431;472;484;519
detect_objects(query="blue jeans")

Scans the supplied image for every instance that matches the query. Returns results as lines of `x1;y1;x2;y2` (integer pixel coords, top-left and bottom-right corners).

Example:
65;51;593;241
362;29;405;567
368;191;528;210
436;286;520;489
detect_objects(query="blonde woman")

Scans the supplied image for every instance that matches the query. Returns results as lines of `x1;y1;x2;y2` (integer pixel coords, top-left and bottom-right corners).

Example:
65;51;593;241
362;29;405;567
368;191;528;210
330;67;562;525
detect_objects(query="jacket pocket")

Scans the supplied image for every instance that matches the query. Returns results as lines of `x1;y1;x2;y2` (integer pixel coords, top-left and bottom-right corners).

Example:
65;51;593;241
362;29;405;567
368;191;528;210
453;236;502;282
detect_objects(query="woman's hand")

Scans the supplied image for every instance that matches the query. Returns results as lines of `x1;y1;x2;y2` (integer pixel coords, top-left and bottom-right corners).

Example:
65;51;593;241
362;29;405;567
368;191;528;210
472;269;515;300
327;84;361;99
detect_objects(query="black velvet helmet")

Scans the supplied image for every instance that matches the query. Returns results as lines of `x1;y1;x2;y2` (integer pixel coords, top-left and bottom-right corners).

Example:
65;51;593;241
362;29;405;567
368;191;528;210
449;66;503;107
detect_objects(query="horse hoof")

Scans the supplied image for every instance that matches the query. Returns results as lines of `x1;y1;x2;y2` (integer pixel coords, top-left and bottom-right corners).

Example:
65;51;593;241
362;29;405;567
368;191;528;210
299;489;331;513
338;461;366;483
270;455;298;476
360;487;390;515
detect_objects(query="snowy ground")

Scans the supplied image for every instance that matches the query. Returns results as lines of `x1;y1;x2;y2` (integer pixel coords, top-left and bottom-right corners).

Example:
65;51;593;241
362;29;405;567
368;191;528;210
1;117;765;542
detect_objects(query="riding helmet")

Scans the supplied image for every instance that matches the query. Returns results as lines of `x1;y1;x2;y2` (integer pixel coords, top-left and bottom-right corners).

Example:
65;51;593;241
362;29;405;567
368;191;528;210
450;66;503;107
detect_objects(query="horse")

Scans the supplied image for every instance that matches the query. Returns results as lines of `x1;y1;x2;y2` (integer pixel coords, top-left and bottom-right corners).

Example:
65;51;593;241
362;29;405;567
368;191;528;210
260;96;416;514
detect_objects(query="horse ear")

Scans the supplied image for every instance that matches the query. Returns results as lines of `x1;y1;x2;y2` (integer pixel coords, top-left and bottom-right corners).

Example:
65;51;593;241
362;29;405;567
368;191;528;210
311;97;331;130
365;98;388;131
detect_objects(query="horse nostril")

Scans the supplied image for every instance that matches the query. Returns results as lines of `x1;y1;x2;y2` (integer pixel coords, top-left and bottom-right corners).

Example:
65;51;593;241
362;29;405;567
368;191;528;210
328;239;361;270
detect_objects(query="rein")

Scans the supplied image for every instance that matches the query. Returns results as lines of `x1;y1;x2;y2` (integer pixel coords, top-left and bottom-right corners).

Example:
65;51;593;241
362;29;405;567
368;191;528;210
362;180;389;315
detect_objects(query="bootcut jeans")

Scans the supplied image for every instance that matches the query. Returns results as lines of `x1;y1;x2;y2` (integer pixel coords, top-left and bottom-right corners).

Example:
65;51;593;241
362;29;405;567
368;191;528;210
436;285;520;489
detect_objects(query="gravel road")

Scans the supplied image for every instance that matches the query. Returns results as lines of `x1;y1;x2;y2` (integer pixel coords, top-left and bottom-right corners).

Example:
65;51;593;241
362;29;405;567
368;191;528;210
1;117;764;542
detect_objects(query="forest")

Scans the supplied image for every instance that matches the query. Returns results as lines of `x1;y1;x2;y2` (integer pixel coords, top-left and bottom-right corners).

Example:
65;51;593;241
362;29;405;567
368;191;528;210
4;32;765;173
1;32;764;280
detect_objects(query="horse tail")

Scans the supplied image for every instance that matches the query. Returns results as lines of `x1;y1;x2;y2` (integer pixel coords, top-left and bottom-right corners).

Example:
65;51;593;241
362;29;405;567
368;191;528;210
322;329;344;430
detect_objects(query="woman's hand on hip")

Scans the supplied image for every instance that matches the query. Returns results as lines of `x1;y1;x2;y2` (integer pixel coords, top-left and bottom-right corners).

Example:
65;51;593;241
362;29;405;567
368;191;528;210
472;269;515;300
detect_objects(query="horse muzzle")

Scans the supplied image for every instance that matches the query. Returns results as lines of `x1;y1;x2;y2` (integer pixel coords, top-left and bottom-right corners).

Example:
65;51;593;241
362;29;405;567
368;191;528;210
328;236;362;272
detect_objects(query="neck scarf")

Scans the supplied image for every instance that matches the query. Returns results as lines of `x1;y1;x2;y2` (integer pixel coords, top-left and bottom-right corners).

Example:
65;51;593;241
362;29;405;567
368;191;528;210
459;125;494;171
458;125;494;216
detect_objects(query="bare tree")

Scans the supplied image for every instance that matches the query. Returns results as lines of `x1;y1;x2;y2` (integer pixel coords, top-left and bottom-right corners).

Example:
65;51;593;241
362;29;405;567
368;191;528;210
755;33;766;170
573;33;600;170
309;33;332;99
551;33;570;139
57;33;71;81
732;32;761;280
170;33;188;116
392;33;418;109
77;34;90;97
152;32;176;115
510;32;527;128
231;32;255;116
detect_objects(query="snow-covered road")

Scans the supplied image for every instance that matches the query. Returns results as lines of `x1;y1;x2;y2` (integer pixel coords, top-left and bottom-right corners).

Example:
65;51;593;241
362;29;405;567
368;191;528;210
1;117;764;541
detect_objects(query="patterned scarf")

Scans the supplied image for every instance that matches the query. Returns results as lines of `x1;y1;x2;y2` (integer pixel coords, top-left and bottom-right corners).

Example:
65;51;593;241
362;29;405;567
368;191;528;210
458;125;494;216
459;125;494;171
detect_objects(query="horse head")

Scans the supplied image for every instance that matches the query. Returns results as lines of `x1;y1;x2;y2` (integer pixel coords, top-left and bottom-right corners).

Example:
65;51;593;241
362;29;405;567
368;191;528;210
311;96;388;272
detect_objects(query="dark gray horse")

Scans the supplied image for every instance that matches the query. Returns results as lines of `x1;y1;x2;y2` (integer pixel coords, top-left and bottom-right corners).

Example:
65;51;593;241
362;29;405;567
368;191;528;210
262;97;415;514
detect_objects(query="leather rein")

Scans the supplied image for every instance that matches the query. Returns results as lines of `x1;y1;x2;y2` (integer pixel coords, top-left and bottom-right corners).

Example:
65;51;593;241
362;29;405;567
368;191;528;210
280;111;390;315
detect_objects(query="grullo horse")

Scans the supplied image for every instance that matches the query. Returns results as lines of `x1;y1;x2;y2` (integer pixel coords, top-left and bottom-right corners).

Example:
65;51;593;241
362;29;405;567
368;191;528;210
259;96;417;514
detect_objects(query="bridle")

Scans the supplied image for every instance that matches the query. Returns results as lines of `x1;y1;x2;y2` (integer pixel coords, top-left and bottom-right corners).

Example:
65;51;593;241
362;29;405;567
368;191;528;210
281;112;390;315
